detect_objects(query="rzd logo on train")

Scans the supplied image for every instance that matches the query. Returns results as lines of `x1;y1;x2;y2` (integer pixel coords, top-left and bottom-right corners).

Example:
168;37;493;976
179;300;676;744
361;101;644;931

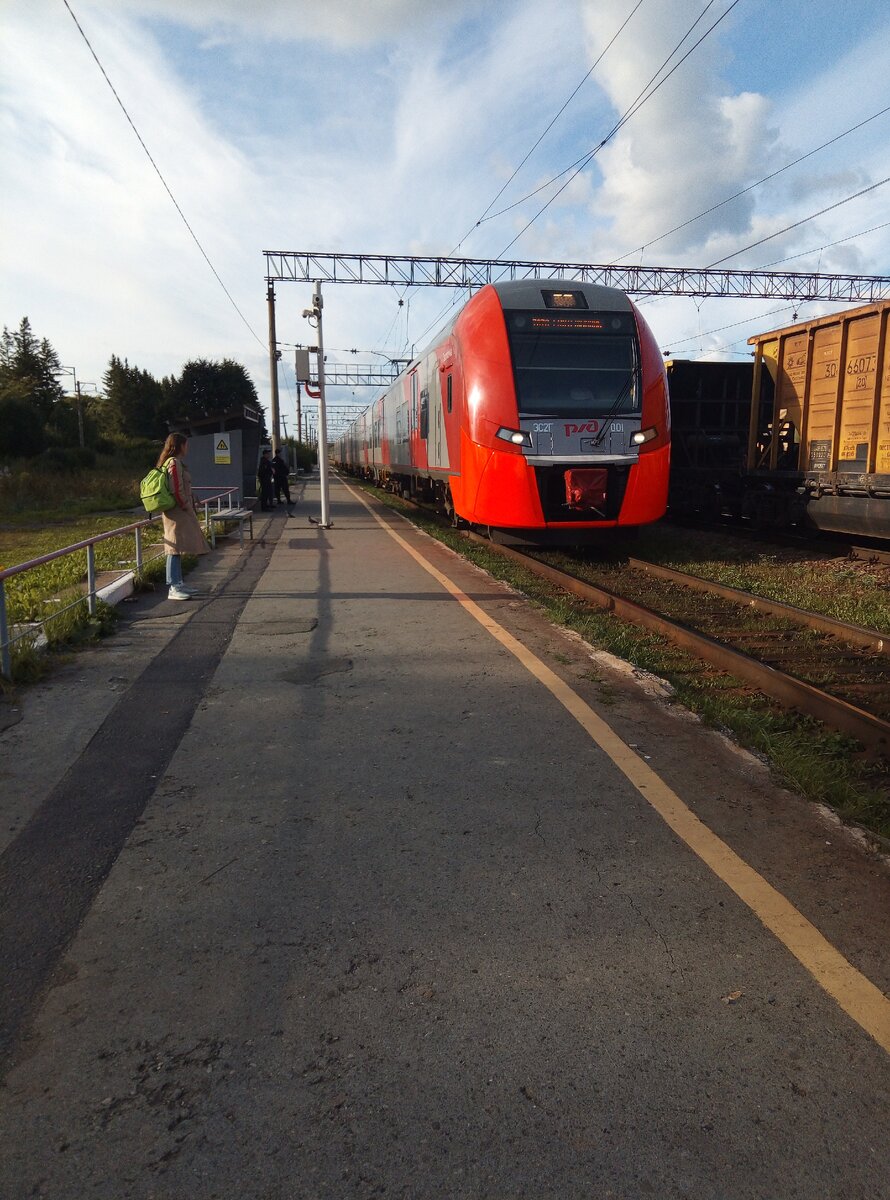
564;420;600;436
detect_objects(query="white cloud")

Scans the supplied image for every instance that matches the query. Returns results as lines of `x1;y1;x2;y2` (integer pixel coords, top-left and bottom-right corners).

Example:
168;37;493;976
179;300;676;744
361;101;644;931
2;0;888;426
1;2;271;376
115;0;473;47
575;0;778;262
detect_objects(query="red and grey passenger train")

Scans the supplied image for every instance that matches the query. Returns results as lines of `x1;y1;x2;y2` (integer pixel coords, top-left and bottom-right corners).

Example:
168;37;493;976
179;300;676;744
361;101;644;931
333;279;670;543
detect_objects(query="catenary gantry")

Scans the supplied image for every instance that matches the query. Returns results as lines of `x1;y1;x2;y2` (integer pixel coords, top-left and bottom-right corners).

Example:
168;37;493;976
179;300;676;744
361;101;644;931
264;251;890;303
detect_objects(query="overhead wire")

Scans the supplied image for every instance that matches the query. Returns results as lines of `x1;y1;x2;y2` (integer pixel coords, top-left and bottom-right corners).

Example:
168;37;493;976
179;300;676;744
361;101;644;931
480;0;729;230
665;210;890;356
608;104;890;264
412;0;741;351
496;0;742;260
61;0;266;350
383;1;648;358
447;0;647;256
757;219;890;268
664;304;795;350
658;206;890;355
706;173;890;266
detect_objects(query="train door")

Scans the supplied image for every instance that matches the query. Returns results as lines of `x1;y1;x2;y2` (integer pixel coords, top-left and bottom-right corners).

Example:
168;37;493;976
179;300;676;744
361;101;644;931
410;369;422;468
806;324;844;472
878;312;890;475
422;359;448;470
425;362;449;470
838;312;881;471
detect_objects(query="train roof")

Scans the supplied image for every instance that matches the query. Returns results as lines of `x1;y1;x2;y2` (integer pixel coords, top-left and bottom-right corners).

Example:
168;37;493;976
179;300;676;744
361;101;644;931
746;299;890;345
421;278;634;357
490;278;634;311
663;357;752;371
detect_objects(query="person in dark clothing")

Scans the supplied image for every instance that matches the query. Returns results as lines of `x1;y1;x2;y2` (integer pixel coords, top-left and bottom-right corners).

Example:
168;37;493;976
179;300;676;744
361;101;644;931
272;451;293;508
257;448;275;511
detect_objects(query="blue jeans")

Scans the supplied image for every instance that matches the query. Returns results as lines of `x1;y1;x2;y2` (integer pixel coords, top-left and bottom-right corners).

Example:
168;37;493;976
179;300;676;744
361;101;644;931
166;554;183;588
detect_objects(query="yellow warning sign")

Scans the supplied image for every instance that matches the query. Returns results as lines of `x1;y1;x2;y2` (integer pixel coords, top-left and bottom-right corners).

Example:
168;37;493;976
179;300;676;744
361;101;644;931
214;435;231;465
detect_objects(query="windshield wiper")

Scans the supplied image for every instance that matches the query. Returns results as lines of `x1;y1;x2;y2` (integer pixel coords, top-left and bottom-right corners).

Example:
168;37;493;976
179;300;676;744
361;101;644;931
591;372;635;446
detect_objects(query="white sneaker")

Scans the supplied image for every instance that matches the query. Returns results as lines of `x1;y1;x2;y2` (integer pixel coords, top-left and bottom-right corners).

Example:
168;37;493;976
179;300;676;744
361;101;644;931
168;586;192;601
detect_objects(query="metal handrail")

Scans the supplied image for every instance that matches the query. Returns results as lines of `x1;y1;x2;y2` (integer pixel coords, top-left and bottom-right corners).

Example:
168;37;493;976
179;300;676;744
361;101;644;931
0;486;240;678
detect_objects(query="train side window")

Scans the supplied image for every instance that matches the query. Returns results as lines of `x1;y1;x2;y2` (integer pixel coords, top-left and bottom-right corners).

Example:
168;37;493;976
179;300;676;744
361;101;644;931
420;388;429;439
447;374;452;413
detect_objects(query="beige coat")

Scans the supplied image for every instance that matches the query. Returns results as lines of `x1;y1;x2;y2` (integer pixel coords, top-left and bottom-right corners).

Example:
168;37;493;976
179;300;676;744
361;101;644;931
160;458;210;557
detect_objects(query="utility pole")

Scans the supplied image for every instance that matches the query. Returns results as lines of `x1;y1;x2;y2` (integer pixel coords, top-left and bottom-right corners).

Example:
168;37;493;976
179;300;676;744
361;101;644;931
296;378;303;445
74;381;84;449
266;282;281;452
305;282;332;528
57;365;85;448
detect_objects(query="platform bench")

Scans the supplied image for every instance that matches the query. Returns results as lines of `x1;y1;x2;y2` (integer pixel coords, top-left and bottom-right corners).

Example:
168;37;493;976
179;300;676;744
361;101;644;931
208;507;254;549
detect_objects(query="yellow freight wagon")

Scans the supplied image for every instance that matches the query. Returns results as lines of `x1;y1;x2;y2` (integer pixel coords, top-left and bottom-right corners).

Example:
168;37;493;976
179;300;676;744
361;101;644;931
747;302;890;537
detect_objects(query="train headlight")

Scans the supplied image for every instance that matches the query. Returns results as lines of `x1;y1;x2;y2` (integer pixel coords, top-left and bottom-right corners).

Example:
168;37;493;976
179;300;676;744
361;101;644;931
496;426;532;447
631;426;658;445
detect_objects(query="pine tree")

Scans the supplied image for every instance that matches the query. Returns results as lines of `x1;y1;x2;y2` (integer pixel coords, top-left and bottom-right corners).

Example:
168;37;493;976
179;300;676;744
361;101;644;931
167;358;261;419
101;354;166;438
0;317;65;421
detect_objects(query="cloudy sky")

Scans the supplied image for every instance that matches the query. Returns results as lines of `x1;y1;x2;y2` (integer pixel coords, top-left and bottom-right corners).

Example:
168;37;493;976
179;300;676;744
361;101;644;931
3;0;889;438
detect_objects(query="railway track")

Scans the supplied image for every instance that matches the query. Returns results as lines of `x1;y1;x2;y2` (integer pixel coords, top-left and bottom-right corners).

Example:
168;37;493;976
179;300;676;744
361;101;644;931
664;516;890;567
462;535;890;761
351;479;890;759
851;544;890;567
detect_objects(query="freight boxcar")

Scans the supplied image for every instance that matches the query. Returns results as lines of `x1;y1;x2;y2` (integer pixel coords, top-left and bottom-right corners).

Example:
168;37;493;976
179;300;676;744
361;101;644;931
668;302;890;538
748;302;890;537
666;358;756;519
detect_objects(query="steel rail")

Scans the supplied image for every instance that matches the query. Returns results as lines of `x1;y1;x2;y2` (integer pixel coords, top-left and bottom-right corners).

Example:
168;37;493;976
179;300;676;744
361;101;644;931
462;532;890;759
625;556;888;656
850;544;890;567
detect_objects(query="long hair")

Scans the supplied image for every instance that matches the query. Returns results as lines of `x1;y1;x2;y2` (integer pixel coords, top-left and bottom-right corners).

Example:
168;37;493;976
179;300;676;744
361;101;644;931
157;432;188;468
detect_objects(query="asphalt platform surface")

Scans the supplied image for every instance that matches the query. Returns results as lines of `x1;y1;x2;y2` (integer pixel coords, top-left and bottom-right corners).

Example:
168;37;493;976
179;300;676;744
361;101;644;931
1;474;888;1199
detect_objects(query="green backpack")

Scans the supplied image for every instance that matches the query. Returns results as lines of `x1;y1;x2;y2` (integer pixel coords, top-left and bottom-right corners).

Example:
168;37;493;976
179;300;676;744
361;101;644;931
140;465;176;513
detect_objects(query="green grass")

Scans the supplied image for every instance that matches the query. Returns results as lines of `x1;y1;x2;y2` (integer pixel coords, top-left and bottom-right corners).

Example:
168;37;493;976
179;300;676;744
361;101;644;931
3;596;119;689
0;511;168;687
630;526;890;633
358;483;890;840
1;518;165;623
0;462;142;523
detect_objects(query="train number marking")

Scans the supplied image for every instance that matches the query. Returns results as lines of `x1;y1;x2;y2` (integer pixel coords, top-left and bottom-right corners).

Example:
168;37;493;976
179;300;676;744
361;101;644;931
532;423;552;433
847;355;875;376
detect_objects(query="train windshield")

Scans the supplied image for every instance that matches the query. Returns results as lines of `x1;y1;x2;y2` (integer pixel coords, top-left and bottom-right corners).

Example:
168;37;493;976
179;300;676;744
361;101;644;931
505;309;639;416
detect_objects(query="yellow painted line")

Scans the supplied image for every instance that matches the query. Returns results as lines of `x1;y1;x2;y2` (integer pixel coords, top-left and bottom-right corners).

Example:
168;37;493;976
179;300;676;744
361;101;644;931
342;479;890;1055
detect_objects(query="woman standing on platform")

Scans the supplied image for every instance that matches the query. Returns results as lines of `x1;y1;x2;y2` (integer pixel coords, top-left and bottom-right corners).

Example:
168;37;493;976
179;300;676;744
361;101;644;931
157;433;209;601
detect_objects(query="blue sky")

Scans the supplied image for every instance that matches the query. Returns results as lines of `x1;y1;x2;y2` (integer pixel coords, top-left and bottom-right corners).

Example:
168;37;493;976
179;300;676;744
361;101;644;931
2;0;889;437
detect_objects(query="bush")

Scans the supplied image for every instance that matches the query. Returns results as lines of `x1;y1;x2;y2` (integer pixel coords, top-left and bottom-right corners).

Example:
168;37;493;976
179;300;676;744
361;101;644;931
288;440;316;472
39;446;97;472
95;435;160;467
0;395;44;458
